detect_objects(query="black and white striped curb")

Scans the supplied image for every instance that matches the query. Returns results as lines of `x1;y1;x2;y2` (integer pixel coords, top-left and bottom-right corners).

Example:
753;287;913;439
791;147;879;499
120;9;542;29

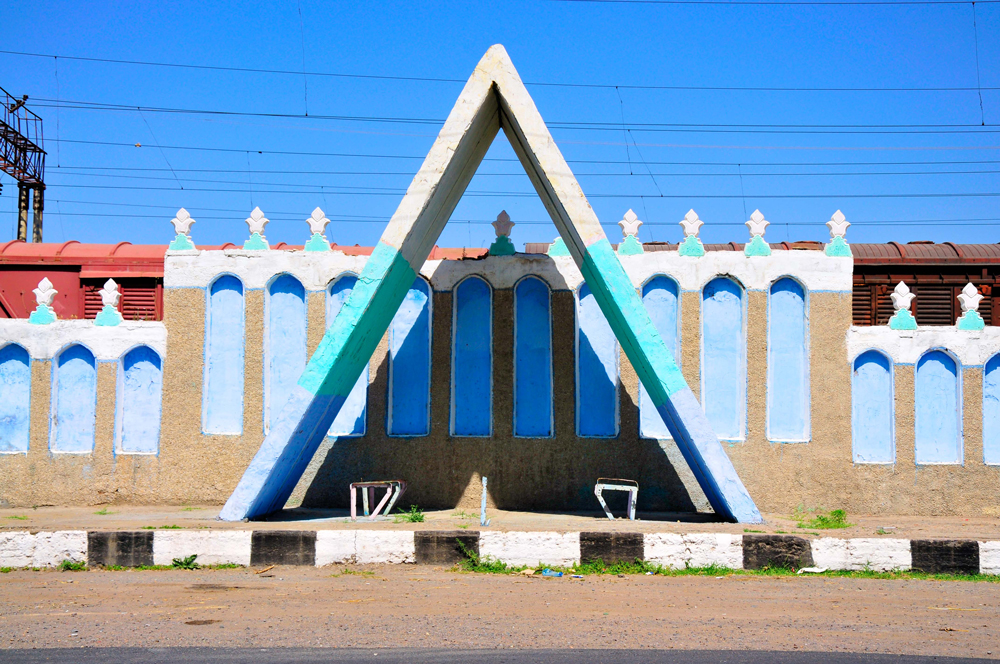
2;531;998;575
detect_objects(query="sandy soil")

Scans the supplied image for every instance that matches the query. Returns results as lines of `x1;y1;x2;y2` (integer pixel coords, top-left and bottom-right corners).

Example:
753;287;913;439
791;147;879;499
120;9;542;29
0;565;997;658
2;506;1000;540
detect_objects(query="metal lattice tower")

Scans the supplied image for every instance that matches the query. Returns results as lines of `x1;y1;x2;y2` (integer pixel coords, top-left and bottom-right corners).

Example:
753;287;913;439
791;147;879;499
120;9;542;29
0;85;45;242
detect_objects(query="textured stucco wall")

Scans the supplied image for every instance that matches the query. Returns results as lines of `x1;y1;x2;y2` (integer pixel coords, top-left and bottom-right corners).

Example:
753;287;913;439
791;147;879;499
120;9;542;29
4;249;1000;517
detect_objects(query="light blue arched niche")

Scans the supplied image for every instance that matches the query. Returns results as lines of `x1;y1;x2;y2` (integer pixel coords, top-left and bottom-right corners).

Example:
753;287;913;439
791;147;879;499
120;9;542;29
985;354;1000;464
203;274;245;435
514;276;553;438
388;277;432;437
0;343;31;453
701;276;746;441
577;282;619;437
51;344;97;453
116;346;163;454
767;277;810;442
451;276;493;437
326;274;367;437
639;275;680;439
265;274;307;433
851;349;894;464
915;349;962;464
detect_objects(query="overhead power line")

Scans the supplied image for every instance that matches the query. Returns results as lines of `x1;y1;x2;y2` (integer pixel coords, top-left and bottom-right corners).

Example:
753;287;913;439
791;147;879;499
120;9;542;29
25;97;1000;134
2;48;998;92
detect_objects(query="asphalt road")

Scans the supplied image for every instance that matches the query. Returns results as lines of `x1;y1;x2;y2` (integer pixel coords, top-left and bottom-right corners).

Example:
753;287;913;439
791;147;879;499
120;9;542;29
0;650;993;663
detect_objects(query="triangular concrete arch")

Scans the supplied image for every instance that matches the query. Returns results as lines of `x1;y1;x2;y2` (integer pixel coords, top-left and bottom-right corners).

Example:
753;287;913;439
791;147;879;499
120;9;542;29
220;45;762;523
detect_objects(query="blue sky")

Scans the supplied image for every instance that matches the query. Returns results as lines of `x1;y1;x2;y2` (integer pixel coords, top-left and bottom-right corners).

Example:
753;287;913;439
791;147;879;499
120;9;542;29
1;0;998;250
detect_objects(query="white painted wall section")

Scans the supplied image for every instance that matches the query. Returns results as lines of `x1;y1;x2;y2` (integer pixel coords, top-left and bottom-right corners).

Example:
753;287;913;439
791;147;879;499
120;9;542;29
0;531;87;568
152;531;253;566
479;531;581;567
0;320;167;361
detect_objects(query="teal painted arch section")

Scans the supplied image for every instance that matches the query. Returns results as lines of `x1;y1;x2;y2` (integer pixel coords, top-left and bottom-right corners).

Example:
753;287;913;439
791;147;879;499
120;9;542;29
116;345;163;455
326;274;368;437
767;277;810;443
851;349;895;464
0;343;31;454
915;349;963;465
984;353;1000;464
203;273;246;435
513;275;554;438
639;275;680;440
50;343;98;453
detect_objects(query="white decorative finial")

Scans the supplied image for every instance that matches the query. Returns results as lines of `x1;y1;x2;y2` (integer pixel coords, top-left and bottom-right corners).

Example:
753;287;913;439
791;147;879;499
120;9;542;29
246;207;269;235
170;208;195;235
100;279;121;308
958;283;984;313
33;278;56;307
618;209;642;238
307;207;330;235
680;209;703;238
746;209;769;237
890;282;915;312
827;210;850;239
492;210;515;238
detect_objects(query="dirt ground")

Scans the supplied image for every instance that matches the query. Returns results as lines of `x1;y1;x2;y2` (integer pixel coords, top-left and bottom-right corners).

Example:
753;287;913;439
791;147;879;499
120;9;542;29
0;565;997;659
3;506;1000;540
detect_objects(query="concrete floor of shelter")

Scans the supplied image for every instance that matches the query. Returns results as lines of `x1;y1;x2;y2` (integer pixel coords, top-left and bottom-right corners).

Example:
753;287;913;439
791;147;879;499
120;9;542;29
2;505;1000;540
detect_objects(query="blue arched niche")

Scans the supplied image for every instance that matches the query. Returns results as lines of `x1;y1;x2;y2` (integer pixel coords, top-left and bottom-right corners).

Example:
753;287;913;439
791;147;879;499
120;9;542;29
514;276;553;437
116;346;163;454
0;343;30;453
984;354;1000;464
265;274;307;433
388;277;431;436
577;282;619;437
915;350;962;464
326;274;367;437
203;274;245;435
451;276;492;437
51;344;97;453
851;350;894;463
701;277;745;440
767;278;809;442
639;276;679;439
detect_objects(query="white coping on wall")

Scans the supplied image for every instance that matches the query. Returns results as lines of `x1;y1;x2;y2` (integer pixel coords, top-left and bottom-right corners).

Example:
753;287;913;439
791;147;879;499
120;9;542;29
164;249;853;293
0;531;87;568
355;531;416;564
478;531;581;567
979;541;1000;575
811;537;912;572
643;533;744;569
152;530;252;566
846;326;1000;366
0;320;167;361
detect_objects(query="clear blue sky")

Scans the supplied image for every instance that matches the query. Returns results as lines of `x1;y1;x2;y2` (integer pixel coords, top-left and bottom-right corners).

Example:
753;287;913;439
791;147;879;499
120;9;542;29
1;0;997;250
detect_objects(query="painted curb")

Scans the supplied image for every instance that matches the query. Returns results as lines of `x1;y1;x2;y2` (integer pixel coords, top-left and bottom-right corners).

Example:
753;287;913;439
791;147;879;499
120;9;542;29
2;531;998;575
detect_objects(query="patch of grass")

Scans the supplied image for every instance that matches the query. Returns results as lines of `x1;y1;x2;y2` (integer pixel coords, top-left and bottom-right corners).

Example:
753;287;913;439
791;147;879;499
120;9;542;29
180;507;202;512
797;508;852;530
455;540;525;574
206;563;241;569
141;525;183;530
93;507;113;516
394;505;425;523
452;510;476;520
1;567;12;573
743;528;764;533
457;524;469;529
100;564;172;571
59;559;86;571
171;555;200;570
6;515;28;520
340;568;376;577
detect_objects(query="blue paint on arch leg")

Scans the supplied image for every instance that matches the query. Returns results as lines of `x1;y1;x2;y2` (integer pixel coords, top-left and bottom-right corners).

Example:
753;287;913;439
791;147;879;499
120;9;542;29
327;276;367;437
639;276;679;439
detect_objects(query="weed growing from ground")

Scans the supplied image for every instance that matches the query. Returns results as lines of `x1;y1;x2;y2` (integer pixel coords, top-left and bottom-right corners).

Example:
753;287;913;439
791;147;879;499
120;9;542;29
6;515;28;520
456;540;525;574
141;525;183;530
394;505;425;523
171;555;200;570
1;567;12;573
797;508;852;530
58;560;86;571
93;507;113;516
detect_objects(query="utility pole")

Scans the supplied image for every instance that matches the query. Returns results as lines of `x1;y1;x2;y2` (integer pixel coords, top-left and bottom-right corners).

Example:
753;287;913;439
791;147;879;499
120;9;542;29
0;86;45;242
